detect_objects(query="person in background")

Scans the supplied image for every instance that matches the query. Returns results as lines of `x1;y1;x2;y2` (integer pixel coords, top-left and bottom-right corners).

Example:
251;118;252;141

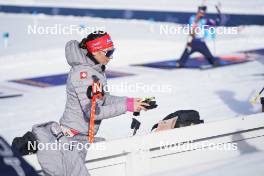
176;5;222;68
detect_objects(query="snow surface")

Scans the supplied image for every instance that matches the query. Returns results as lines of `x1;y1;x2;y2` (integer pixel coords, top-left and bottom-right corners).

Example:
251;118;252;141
0;12;263;145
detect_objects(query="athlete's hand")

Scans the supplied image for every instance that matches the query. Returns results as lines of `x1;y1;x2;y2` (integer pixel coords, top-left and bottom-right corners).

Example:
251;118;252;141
134;98;150;112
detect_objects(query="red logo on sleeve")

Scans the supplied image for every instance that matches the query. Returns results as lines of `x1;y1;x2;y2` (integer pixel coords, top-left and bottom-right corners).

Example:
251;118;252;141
80;72;88;79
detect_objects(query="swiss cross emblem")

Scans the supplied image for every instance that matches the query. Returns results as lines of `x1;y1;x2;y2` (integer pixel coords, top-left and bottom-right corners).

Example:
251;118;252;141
80;71;87;79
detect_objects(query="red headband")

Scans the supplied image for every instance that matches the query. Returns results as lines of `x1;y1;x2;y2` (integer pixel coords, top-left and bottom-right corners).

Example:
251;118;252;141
85;34;114;53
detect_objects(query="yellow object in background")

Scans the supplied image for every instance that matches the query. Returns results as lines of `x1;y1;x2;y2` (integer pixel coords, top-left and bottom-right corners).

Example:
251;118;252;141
250;87;264;104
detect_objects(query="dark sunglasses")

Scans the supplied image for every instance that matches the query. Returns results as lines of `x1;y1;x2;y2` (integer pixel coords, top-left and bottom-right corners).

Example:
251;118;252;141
102;49;115;58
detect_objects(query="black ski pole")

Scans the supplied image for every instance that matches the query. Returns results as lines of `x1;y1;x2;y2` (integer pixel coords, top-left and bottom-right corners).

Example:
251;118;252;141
131;118;141;136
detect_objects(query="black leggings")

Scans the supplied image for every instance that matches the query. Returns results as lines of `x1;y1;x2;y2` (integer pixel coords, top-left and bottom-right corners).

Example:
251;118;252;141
178;39;216;66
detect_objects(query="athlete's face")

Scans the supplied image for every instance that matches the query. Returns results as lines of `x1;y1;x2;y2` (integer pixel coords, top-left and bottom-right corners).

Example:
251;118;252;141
197;11;205;18
92;46;115;65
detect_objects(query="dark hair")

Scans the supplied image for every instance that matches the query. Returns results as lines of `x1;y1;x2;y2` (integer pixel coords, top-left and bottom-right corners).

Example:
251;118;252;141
198;5;207;12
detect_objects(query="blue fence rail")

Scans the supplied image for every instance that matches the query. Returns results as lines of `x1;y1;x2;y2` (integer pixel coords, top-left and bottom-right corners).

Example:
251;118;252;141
0;5;264;26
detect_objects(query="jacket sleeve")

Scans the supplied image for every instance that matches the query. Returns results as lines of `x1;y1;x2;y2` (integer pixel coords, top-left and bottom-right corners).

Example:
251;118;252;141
103;92;128;105
71;72;128;121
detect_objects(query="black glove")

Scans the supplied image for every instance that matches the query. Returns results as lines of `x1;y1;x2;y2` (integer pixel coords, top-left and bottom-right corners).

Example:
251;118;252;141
133;97;158;116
